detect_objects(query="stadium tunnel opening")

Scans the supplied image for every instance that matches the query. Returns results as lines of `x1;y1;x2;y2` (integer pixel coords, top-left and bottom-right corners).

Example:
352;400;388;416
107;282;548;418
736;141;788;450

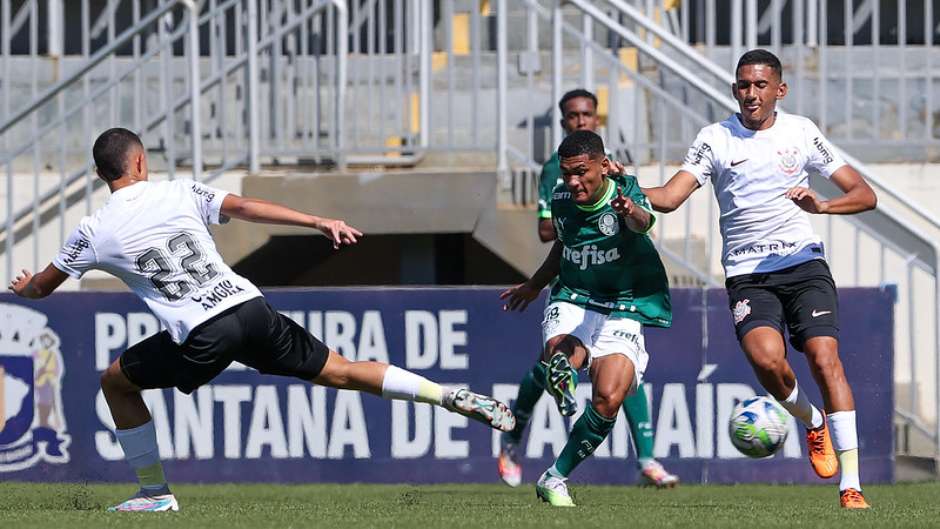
232;233;527;287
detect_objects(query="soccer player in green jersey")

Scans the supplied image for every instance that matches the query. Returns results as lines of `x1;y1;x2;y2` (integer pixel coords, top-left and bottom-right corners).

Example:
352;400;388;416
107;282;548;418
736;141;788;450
498;89;678;490
501;130;672;507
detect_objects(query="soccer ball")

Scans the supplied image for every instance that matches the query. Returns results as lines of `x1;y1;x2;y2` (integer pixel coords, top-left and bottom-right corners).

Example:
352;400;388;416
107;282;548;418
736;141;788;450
728;396;789;458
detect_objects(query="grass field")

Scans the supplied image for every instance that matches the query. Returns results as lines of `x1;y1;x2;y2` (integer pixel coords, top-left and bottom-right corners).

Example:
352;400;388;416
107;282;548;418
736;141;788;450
2;481;939;528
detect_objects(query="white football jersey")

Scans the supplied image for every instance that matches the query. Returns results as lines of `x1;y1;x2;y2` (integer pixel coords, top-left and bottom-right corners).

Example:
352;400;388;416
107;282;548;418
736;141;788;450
53;180;263;343
679;111;846;277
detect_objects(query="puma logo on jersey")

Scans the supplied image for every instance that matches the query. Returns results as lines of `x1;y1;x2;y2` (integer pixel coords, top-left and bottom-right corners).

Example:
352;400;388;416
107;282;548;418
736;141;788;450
562;245;621;270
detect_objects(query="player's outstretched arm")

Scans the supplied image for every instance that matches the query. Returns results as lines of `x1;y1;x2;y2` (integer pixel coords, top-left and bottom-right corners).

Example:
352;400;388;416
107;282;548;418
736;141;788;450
500;240;562;312
643;171;700;213
8;264;69;299
220;194;363;249
785;165;877;215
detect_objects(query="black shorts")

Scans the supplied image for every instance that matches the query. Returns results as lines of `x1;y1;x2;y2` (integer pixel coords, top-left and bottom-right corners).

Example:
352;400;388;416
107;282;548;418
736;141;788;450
120;297;330;394
725;259;839;352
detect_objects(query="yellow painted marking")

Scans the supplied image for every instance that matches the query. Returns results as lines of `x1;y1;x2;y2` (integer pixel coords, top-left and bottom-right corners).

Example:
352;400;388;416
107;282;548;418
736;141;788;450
618;47;638;87
432;51;448;72
410;92;420;134
385;136;403;158
452;13;470;55
596;85;609;125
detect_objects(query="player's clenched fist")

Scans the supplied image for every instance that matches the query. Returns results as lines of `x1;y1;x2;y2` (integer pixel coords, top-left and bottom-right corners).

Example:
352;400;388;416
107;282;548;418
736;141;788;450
609;187;635;217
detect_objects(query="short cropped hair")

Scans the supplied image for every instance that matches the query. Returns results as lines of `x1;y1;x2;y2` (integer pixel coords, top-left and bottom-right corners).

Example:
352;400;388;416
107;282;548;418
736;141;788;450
558;88;598;114
558;130;605;160
93;128;144;182
736;49;782;79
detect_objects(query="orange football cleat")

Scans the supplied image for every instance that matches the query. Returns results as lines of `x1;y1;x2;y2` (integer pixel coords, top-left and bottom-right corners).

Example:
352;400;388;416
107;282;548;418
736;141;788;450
806;421;839;479
840;488;870;509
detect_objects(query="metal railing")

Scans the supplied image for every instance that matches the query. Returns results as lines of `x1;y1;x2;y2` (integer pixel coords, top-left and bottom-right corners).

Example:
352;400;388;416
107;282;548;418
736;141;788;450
620;0;940;161
1;0;203;283
0;0;348;283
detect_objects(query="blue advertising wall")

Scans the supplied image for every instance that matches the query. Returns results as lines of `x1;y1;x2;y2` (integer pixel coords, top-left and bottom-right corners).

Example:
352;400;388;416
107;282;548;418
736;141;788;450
0;287;894;485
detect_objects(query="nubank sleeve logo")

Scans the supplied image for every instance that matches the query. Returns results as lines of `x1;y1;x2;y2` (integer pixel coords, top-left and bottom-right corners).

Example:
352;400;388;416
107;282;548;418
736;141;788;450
0;303;70;472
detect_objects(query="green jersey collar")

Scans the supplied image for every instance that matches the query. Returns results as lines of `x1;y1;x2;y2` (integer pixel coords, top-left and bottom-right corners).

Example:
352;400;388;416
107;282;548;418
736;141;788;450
576;178;615;212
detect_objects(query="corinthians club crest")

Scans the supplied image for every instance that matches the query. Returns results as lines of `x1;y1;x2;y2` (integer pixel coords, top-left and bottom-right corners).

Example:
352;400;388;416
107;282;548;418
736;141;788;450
0;303;70;472
777;147;801;176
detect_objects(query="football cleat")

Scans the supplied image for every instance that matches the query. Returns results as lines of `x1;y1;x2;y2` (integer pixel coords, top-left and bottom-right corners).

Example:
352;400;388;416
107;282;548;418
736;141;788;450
107;493;179;512
443;388;516;432
536;471;575;507
639;460;679;489
544;354;578;417
840;488;870;509
806;420;839;479
498;436;523;487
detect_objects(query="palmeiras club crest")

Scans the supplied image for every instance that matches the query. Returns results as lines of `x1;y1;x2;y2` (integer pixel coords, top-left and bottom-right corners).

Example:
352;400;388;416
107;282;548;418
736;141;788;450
0;303;70;472
598;212;620;236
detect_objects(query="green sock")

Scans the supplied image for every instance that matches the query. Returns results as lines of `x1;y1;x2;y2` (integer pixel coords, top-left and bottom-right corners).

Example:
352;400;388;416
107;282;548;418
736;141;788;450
552;404;616;477
505;361;547;444
622;383;655;467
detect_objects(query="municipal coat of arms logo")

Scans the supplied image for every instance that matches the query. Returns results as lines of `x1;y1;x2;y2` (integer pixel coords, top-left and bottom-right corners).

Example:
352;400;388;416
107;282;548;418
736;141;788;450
0;303;70;472
777;147;801;176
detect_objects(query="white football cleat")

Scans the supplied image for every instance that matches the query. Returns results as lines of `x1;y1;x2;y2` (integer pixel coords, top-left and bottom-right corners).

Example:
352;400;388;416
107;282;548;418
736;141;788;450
107;493;179;512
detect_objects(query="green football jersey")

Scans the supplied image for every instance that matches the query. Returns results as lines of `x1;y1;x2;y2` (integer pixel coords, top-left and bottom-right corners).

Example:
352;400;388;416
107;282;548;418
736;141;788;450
549;173;672;327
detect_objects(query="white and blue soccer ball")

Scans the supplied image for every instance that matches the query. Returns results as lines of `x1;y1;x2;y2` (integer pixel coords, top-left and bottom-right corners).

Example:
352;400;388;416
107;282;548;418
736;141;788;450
728;396;789;458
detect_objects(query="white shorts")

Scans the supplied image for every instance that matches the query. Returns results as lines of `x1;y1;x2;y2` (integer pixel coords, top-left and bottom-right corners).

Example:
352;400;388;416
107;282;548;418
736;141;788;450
541;301;650;394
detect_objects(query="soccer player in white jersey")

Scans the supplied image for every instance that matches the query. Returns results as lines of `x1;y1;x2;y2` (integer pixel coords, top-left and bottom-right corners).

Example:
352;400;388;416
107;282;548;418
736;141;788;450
8;128;516;512
643;50;877;509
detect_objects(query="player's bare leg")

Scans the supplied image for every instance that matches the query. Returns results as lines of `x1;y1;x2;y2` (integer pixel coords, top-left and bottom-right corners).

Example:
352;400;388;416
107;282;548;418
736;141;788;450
740;327;836;480
537;354;632;507
803;337;868;508
313;350;515;432
100;360;178;512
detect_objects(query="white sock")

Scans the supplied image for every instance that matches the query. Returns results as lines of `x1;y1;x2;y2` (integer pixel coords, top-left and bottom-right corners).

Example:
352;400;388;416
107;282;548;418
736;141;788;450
381;365;443;405
546;464;566;479
777;382;824;429
114;421;169;495
828;410;861;491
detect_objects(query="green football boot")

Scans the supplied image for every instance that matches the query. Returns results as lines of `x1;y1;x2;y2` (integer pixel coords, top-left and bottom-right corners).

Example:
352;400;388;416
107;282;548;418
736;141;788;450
544;354;578;417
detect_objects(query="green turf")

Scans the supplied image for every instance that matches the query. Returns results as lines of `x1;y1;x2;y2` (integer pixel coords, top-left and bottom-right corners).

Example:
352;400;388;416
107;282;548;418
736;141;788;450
1;481;938;528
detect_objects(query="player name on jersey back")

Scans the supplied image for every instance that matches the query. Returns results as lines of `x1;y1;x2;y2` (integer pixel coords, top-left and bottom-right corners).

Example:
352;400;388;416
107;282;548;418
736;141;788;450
53;180;262;343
